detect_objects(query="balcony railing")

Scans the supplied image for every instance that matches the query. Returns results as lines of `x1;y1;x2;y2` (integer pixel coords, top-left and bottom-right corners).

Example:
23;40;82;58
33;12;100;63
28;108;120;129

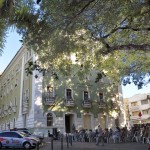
130;115;140;120
8;106;12;115
98;101;106;108
22;97;29;114
22;100;29;114
44;92;56;105
65;97;75;107
129;105;140;111
44;97;55;105
12;105;17;113
82;100;91;108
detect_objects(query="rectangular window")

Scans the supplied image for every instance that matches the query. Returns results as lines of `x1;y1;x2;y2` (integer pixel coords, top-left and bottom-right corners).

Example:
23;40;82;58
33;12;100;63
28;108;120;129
132;111;139;116
16;64;19;73
141;100;148;105
99;93;104;101
142;109;148;115
84;91;89;100
15;79;18;87
49;87;53;95
47;113;53;126
131;102;138;107
26;89;29;100
46;85;54;98
66;89;72;99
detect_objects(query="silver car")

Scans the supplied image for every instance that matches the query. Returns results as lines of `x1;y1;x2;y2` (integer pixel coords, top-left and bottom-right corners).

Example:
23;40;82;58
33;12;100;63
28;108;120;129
0;131;39;149
19;130;44;141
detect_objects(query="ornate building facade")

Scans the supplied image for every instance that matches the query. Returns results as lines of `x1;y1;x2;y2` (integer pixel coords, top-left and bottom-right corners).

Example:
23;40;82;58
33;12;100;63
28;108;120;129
0;46;125;136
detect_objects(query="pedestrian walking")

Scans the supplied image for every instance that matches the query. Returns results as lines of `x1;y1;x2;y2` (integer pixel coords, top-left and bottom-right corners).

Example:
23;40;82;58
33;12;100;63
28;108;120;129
95;125;104;146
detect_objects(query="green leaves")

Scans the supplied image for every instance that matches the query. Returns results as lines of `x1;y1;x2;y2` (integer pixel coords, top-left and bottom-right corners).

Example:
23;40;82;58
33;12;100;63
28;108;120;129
1;0;150;88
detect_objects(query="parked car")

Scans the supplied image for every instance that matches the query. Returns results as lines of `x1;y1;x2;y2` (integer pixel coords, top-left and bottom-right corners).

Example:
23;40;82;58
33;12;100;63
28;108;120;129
0;131;40;149
20;129;44;141
10;128;44;141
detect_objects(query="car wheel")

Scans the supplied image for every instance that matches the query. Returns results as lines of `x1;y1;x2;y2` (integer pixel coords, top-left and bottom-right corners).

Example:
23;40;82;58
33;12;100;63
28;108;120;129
0;142;2;149
23;142;31;149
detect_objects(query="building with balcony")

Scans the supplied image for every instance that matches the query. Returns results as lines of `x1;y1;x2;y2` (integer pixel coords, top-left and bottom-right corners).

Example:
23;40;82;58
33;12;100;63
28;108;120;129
0;46;125;136
127;93;150;126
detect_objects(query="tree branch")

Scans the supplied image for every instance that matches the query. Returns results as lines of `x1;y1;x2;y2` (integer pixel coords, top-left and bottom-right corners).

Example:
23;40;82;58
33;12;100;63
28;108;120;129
67;0;96;26
102;44;150;54
102;26;150;38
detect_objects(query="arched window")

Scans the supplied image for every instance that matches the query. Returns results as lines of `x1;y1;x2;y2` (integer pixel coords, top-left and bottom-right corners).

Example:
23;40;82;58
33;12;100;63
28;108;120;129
47;113;53;126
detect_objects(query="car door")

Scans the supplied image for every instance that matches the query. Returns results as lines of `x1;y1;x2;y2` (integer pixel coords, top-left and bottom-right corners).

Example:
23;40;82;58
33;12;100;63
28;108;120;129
9;132;23;148
1;132;11;147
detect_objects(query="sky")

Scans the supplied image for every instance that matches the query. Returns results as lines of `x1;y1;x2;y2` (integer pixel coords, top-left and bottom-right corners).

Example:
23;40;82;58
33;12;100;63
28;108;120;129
0;31;22;73
0;31;150;98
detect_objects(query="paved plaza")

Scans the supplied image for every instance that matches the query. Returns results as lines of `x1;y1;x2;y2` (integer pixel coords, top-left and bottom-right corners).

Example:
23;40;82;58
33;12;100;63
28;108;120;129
40;140;149;150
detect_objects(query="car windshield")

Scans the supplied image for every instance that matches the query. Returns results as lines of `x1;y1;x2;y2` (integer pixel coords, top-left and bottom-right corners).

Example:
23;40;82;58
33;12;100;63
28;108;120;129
23;130;32;135
18;131;29;137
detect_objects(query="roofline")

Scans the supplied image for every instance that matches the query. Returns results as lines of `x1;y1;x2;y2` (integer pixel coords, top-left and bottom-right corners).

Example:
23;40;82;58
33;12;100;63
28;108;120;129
1;45;23;76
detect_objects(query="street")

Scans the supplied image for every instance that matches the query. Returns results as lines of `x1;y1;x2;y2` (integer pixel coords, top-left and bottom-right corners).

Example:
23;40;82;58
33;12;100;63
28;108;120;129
40;140;149;150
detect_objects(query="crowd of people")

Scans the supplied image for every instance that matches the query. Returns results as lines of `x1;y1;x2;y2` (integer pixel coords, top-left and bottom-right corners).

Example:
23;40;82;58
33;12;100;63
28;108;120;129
69;124;150;146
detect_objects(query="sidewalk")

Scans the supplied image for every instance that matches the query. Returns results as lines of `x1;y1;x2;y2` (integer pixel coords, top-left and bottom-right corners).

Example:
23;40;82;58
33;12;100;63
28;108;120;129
41;139;149;150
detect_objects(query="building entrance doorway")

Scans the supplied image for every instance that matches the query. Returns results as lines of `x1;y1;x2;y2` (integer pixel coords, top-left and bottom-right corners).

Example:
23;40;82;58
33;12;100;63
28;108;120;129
83;114;91;129
65;114;74;133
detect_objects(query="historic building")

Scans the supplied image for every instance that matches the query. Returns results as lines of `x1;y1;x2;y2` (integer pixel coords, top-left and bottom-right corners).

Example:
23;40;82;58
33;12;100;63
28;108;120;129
0;46;125;136
127;93;150;126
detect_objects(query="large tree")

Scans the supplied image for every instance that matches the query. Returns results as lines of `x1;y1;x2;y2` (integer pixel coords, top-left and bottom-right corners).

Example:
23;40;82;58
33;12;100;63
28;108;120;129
1;0;150;88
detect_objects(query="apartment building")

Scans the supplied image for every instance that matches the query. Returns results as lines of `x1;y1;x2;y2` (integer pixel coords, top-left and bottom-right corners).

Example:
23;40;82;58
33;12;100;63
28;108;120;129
0;46;125;136
127;93;150;126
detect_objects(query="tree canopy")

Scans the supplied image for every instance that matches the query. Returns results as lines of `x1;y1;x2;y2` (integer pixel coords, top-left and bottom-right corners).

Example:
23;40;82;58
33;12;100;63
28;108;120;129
1;0;150;88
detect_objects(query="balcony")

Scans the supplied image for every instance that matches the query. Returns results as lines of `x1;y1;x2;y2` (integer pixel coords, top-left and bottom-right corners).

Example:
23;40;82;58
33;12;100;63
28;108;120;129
22;97;29;114
140;104;150;110
22;102;29;114
82;100;91;108
98;101;106;108
44;92;55;105
130;115;140;120
65;97;75;107
8;106;12;115
12;105;17;113
44;97;55;105
129;105;140;111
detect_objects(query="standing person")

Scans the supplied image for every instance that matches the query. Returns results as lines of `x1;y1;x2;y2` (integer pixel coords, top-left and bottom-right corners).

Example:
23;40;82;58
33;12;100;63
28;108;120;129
48;130;50;137
48;130;53;139
109;128;113;143
72;124;76;141
96;125;104;146
72;124;76;133
104;128;109;143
